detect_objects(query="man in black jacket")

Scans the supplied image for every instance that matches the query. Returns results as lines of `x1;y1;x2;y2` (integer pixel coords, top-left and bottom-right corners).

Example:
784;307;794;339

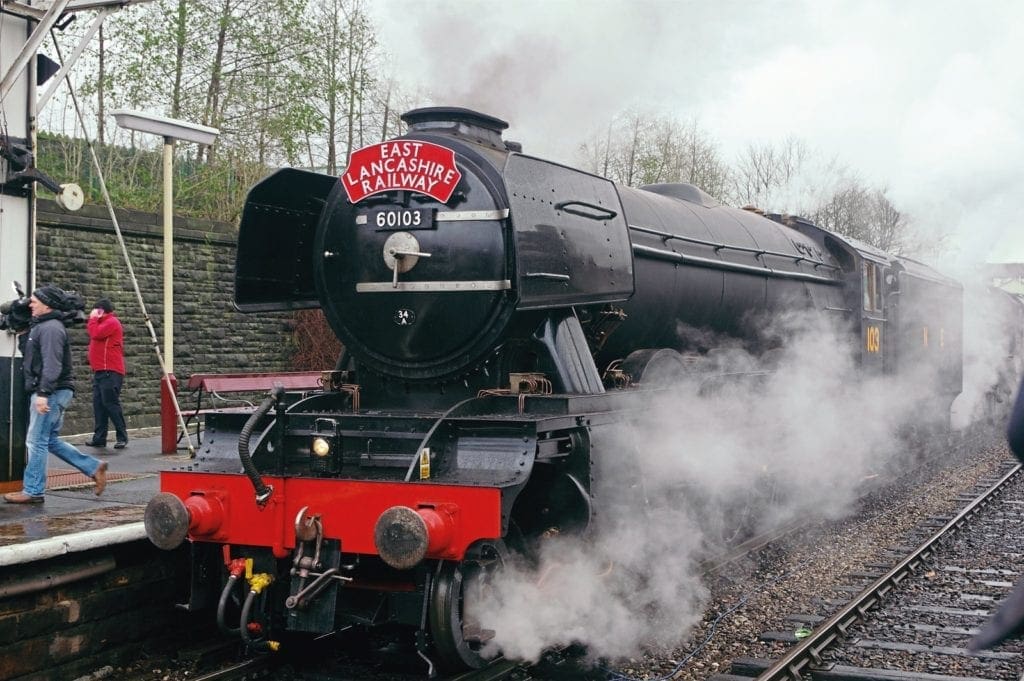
3;284;108;503
1009;383;1024;460
970;376;1024;651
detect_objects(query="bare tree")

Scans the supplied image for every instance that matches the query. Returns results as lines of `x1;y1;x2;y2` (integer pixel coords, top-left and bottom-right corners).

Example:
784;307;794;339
807;184;930;255
299;0;380;173
681;119;730;199
576;110;730;201
368;77;419;144
730;138;807;208
170;0;189;117
576;124;612;180
810;183;870;239
870;189;906;253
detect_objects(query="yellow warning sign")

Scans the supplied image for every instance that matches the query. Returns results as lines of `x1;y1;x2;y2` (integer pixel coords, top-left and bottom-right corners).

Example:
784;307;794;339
419;448;431;480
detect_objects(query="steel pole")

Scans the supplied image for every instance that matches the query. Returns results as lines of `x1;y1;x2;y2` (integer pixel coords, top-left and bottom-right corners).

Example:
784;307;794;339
160;139;177;453
163;138;174;373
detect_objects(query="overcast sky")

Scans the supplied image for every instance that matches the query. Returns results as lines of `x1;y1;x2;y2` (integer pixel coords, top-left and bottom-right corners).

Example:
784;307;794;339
367;0;1023;270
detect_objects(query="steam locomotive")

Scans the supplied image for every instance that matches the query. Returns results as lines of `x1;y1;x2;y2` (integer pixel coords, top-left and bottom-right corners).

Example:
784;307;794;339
144;107;967;671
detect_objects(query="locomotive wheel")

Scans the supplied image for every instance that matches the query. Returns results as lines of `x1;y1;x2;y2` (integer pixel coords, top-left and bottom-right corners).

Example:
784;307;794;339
428;543;505;670
620;348;688;386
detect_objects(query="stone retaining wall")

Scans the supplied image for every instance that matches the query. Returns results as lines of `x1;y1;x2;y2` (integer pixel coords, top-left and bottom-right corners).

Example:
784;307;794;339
0;543;200;681
35;200;296;433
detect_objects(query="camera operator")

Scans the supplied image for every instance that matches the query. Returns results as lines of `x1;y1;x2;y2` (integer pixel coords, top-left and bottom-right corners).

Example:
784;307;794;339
3;284;108;504
0;288;32;352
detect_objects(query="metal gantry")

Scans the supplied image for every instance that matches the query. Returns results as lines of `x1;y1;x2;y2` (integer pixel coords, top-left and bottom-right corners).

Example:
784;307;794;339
0;0;154;106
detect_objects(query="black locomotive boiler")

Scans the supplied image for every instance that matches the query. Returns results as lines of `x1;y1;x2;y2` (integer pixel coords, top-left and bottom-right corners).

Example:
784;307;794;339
144;107;964;671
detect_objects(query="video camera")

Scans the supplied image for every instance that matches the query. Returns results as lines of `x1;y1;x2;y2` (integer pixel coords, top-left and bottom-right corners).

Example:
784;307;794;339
0;281;86;333
0;282;30;333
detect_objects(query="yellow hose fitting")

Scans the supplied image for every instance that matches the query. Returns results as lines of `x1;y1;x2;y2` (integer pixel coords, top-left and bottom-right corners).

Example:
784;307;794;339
248;572;273;594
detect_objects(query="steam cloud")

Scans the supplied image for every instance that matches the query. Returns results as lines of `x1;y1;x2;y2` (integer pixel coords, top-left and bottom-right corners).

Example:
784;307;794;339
953;282;1023;429
370;1;1024;264
473;307;988;665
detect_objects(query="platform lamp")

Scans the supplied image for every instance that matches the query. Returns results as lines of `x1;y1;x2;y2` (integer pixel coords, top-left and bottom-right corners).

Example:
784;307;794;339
110;111;219;453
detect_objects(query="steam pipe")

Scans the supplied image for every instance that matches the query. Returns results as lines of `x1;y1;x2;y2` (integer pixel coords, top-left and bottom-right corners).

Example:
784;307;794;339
238;386;284;505
274;386;287;473
0;555;115;598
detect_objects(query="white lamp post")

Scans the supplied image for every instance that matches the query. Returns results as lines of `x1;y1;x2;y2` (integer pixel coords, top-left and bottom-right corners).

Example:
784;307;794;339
110;110;219;452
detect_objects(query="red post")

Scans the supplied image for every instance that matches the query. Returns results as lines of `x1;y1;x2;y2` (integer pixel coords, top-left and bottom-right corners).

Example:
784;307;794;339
161;373;179;454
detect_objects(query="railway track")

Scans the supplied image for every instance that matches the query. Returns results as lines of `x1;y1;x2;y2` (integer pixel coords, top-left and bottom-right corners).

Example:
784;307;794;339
714;461;1024;681
189;657;274;681
446;658;522;681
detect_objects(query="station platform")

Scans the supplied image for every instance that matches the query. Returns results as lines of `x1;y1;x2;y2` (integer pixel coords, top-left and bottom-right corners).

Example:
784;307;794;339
0;427;186;566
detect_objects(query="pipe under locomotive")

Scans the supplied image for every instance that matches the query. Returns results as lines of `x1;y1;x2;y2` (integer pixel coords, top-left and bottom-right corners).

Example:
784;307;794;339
144;107;963;671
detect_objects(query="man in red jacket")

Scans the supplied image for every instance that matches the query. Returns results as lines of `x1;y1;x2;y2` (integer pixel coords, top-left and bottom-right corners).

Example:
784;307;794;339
85;298;128;448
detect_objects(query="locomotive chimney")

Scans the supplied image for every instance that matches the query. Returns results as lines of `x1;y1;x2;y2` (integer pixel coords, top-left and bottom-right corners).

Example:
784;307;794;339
401;106;512;151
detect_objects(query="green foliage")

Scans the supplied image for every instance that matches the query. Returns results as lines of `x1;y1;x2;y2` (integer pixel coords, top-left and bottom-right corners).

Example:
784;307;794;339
37;132;257;223
38;0;388;221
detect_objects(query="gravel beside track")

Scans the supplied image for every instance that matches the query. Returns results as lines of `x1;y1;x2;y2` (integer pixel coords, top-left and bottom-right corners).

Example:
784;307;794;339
813;459;1024;679
601;438;1015;681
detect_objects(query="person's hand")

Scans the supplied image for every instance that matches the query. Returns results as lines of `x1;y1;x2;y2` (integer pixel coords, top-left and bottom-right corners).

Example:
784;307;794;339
90;308;103;319
35;396;49;414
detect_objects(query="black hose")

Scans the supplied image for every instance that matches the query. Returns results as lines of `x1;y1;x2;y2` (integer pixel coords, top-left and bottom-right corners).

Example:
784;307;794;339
217;575;241;634
239;588;258;648
238;587;280;653
239;386;284;505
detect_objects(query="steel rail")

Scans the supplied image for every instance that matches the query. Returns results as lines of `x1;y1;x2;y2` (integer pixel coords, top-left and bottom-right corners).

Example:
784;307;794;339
446;658;520;681
701;518;809;577
189;657;272;681
753;462;1022;681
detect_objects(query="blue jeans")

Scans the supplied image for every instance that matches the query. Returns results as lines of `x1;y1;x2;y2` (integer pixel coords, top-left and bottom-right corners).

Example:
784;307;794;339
22;389;102;497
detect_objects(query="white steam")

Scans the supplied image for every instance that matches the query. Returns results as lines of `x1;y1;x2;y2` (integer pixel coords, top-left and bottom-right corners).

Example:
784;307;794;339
475;309;962;664
952;282;1023;429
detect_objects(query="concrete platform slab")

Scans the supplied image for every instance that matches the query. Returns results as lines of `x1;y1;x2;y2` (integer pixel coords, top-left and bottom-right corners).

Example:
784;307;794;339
0;428;189;564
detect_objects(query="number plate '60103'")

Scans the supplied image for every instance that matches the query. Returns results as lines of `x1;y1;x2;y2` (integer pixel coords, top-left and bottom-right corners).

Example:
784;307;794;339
367;208;434;230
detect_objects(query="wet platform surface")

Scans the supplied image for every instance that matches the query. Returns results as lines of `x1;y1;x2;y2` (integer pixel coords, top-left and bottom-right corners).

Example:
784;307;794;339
0;428;184;558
